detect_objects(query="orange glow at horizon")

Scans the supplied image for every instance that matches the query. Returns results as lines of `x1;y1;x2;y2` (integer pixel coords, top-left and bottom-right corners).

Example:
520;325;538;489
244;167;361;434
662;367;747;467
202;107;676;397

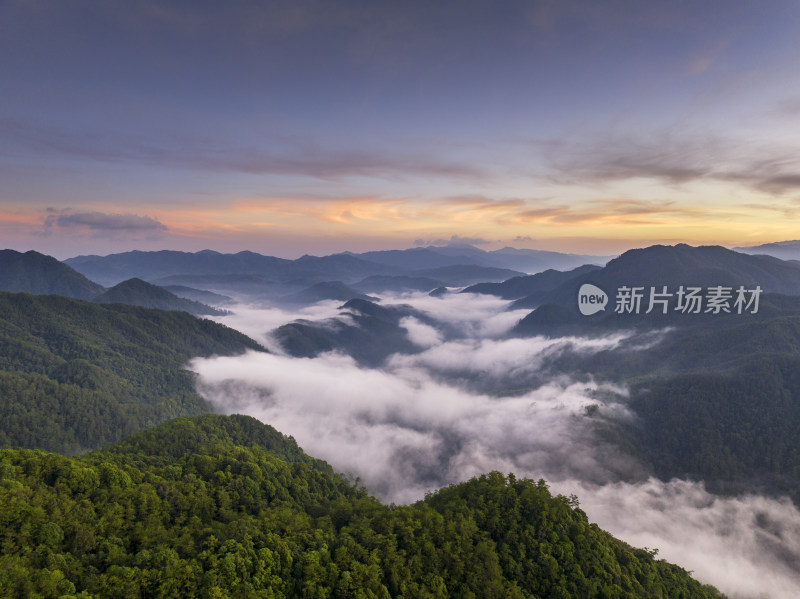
60;191;800;254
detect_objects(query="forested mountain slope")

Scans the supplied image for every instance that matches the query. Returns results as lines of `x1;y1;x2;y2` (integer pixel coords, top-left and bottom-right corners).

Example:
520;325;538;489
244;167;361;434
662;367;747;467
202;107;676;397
0;250;104;300
0;292;263;454
0;414;723;599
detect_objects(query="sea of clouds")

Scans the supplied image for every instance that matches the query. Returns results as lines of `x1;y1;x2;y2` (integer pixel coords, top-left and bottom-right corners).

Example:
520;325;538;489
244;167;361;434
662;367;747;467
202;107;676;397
192;291;800;599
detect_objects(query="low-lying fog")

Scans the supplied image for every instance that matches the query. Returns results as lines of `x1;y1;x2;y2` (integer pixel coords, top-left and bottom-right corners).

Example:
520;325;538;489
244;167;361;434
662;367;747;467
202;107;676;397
192;291;800;599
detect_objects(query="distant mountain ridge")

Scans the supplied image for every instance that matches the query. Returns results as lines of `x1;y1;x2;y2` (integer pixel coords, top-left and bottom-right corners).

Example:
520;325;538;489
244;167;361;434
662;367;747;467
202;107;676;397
64;245;608;288
0;249;104;299
516;244;800;323
0;250;224;316
463;264;602;300
94;278;227;315
349;244;609;273
735;239;800;261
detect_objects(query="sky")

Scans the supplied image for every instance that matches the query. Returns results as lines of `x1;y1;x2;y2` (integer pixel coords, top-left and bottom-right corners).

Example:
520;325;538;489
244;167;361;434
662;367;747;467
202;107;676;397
2;0;800;258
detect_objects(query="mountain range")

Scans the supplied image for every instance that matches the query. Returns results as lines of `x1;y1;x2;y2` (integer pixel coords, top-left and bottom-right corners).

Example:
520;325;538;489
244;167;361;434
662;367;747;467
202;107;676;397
511;243;800;328
734;239;800;261
62;246;607;298
0;250;224;316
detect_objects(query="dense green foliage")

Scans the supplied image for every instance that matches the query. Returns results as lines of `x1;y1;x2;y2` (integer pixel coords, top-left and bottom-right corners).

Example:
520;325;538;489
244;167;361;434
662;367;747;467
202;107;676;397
0;414;723;598
0;292;263;454
546;308;800;502
629;354;800;500
510;256;800;503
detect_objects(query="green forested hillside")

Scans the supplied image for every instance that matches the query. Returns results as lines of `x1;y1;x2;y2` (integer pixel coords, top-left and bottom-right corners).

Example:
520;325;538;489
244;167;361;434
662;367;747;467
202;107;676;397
0;292;263;454
516;290;800;503
0;414;723;599
628;354;800;500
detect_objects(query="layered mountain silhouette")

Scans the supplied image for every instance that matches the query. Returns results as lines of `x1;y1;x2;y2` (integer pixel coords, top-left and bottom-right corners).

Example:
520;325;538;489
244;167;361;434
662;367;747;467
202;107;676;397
93;278;226;315
0;250;225;315
734;239;800;261
352;275;446;294
64;246;604;290
162;285;233;306
463;264;601;300
350;244;608;272
282;281;378;305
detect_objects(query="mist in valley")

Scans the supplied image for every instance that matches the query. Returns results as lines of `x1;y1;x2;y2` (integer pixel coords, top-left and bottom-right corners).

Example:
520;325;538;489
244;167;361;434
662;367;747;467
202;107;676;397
193;291;800;599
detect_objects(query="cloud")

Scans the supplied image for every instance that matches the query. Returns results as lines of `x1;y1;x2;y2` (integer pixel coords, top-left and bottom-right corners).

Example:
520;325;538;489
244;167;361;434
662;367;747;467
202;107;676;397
399;316;442;348
0;118;485;182
413;234;494;247
45;210;167;233
379;291;531;338
773;97;800;118
205;300;348;352
191;295;800;598
543;130;800;195
192;348;641;502
516;198;713;226
566;478;800;599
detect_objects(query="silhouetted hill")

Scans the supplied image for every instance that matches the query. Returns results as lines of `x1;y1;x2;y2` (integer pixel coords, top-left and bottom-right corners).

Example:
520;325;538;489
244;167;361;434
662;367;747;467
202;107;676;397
353;274;445;293
65;249;295;286
464;264;601;299
734;239;800;261
513;286;800;502
486;246;610;272
162;285;233;306
0;249;104;299
512;244;800;337
350;245;609;273
350;247;478;269
93;278;225;315
64;247;609;294
65;249;398;287
274;299;439;366
283;281;378;305
544;244;800;307
152;273;280;299
415;264;524;286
